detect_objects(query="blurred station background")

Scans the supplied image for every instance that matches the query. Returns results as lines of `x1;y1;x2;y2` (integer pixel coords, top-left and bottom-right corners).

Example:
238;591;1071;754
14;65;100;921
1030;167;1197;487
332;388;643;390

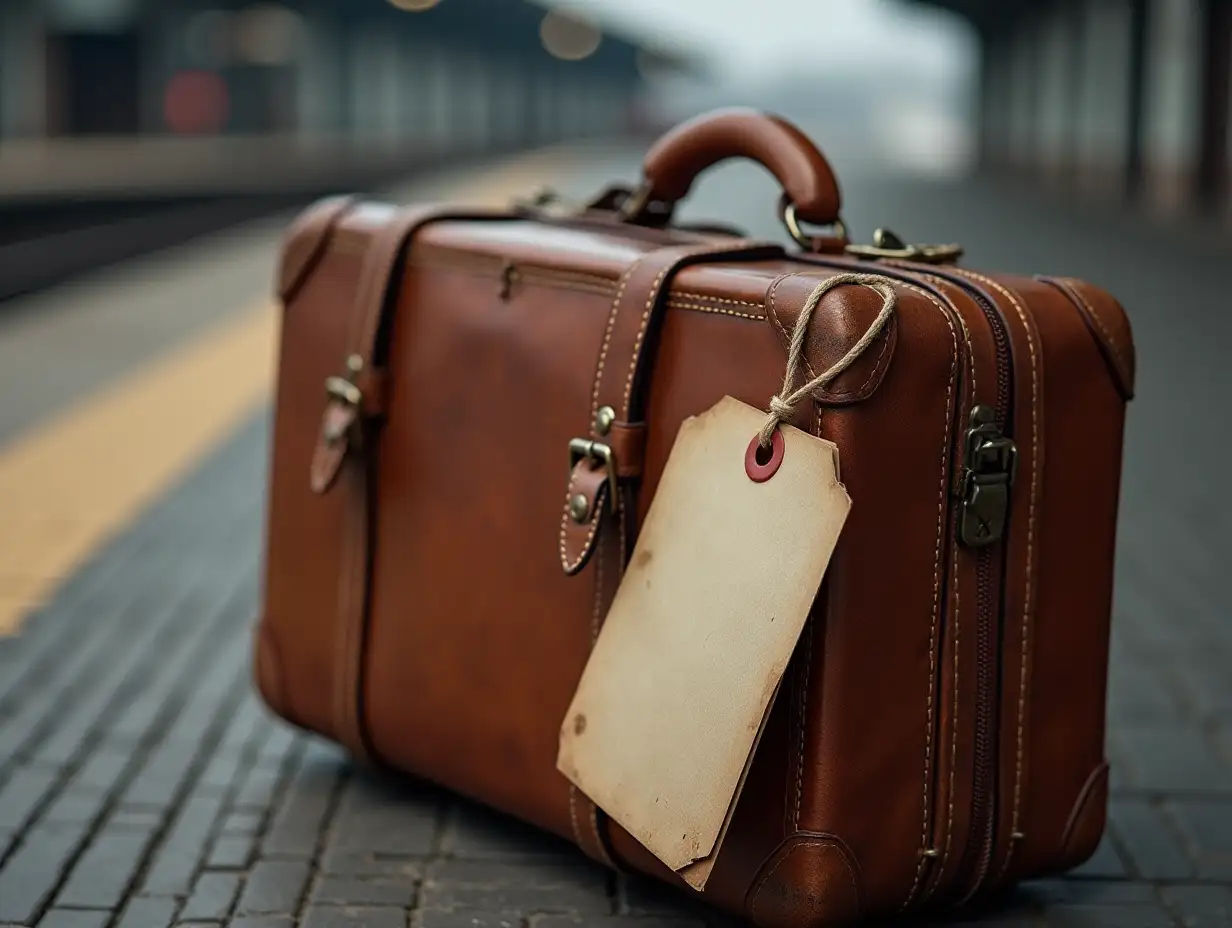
1;3;1232;926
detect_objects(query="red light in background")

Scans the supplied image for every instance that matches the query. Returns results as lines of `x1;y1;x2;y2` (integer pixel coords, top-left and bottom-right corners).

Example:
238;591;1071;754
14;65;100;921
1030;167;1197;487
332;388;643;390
164;70;229;134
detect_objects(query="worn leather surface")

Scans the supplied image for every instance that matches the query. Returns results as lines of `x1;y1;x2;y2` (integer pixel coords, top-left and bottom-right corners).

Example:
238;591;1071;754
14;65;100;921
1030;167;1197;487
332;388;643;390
255;111;1133;925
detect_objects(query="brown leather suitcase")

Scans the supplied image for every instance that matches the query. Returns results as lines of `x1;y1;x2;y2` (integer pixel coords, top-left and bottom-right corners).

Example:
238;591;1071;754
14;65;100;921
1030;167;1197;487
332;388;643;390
253;109;1135;924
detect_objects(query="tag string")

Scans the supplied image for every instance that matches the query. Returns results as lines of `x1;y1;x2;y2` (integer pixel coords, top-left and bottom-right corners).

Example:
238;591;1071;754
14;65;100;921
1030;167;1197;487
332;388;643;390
758;273;899;449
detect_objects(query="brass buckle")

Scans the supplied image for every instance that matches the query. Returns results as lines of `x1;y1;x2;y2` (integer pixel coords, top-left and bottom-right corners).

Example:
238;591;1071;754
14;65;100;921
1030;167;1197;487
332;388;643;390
324;375;362;408
568;437;618;516
846;228;964;265
780;199;849;251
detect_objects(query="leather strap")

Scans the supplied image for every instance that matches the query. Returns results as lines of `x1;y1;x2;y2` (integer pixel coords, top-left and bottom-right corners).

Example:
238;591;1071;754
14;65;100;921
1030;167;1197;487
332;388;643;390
311;204;514;761
559;240;784;574
561;240;785;866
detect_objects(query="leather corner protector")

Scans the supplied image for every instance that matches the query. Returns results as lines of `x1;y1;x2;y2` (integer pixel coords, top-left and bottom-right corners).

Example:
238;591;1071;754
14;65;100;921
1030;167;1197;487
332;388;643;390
767;274;898;406
1059;761;1110;869
1043;277;1136;402
559;462;610;576
253;621;290;721
277;194;357;304
746;833;863;928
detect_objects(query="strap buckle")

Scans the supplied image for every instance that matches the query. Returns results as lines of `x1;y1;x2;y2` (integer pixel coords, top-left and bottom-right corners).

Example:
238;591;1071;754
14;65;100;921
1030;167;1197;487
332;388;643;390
568;437;618;517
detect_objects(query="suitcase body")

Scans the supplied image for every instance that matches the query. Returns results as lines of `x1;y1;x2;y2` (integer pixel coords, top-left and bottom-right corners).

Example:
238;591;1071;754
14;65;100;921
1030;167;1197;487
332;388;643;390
254;110;1135;924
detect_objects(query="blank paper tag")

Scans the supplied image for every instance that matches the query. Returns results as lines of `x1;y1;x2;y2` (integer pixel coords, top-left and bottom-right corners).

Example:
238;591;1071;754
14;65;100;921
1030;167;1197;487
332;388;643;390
557;396;850;891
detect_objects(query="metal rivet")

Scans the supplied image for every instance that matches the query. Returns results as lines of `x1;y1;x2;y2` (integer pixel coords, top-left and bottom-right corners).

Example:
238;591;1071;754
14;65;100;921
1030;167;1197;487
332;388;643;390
568;494;591;523
594;405;616;436
346;354;364;374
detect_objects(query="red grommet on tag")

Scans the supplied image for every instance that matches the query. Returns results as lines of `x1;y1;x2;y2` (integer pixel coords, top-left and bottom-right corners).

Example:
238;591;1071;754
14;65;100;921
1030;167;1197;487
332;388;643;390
745;430;785;483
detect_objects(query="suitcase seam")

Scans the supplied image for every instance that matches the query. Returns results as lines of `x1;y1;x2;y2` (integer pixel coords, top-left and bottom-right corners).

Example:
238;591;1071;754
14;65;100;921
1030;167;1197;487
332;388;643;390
950;270;1041;889
909;274;978;904
896;281;960;911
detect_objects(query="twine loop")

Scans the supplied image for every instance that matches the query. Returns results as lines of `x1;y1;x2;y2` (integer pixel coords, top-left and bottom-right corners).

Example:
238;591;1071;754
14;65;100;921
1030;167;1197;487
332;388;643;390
758;273;899;448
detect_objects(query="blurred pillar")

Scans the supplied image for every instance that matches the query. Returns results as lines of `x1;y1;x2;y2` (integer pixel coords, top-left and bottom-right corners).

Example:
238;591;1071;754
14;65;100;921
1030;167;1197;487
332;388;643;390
1076;0;1134;196
977;29;1010;169
1007;16;1040;172
1037;4;1076;181
1125;0;1151;197
402;40;429;145
1143;0;1204;212
1196;0;1232;211
1;2;48;137
296;11;345;138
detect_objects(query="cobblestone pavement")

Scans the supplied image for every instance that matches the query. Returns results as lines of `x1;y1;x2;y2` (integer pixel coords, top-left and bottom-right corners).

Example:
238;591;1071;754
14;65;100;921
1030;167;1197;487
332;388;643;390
1;144;1231;928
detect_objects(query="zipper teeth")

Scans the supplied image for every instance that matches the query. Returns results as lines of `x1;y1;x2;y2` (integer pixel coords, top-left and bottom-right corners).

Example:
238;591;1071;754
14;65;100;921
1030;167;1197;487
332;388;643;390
958;285;1011;900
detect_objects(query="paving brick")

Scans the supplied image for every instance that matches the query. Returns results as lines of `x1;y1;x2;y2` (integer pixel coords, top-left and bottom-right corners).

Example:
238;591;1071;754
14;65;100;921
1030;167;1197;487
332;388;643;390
416;913;525;928
0;820;89;923
231;919;294;928
0;766;59;830
57;825;159;909
180;873;242;922
261;745;342;859
234;860;310;916
139;795;223;896
1159;884;1232;927
320;848;421;879
1111;799;1196;880
440;803;578;862
206;834;255;871
110;810;166;831
422;860;610;916
534;919;706;928
303;906;408;928
1044;904;1178;927
71;746;133;794
114;896;179;928
618;874;712;919
43;791;107;826
328;775;439;859
37;910;112;928
310;877;416;907
221;812;264;836
1116;727;1232;793
1167;800;1232;880
1069;834;1130;880
233;764;287;815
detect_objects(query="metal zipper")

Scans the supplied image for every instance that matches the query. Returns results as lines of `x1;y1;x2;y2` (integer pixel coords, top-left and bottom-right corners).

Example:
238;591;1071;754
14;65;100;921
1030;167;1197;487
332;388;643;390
954;286;1015;902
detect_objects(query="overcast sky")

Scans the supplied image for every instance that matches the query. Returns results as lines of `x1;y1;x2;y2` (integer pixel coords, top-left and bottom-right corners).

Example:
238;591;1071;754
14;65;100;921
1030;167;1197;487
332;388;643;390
544;0;973;84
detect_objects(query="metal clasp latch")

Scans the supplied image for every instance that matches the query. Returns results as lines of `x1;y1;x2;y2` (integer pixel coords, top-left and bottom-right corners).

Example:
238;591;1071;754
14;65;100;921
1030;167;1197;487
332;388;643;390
568;437;617;517
321;354;365;445
960;405;1017;547
846;228;964;265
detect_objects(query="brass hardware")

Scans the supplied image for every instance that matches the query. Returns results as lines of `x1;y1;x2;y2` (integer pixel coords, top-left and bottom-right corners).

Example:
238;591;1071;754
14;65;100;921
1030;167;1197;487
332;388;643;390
499;261;519;301
594;405;616;436
617;181;655;222
568;493;591;523
346;354;364;374
960;406;1018;547
780;200;849;251
920;848;941;859
325;375;362;408
568;437;617;516
846;228;964;265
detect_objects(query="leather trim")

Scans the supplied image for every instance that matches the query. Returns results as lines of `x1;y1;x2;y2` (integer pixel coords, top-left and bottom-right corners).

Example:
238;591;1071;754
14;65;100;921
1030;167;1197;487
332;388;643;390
253;621;290;722
1058;761;1110;868
277;195;356;303
746;833;864;927
766;273;898;405
1039;277;1135;401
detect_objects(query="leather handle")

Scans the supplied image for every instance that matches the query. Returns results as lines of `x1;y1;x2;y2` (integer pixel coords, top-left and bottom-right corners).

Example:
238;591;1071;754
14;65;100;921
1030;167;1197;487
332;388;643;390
638;108;842;226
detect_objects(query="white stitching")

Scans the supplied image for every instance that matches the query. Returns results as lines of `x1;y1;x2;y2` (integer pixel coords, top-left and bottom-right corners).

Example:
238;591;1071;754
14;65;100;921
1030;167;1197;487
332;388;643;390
590;262;641;426
898;281;958;911
918;275;975;904
619;245;724;417
951;270;1040;887
558;473;608;573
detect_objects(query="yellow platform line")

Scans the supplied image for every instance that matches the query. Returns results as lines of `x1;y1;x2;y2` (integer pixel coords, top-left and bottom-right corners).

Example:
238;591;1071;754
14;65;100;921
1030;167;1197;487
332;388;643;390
0;146;586;636
0;304;278;635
